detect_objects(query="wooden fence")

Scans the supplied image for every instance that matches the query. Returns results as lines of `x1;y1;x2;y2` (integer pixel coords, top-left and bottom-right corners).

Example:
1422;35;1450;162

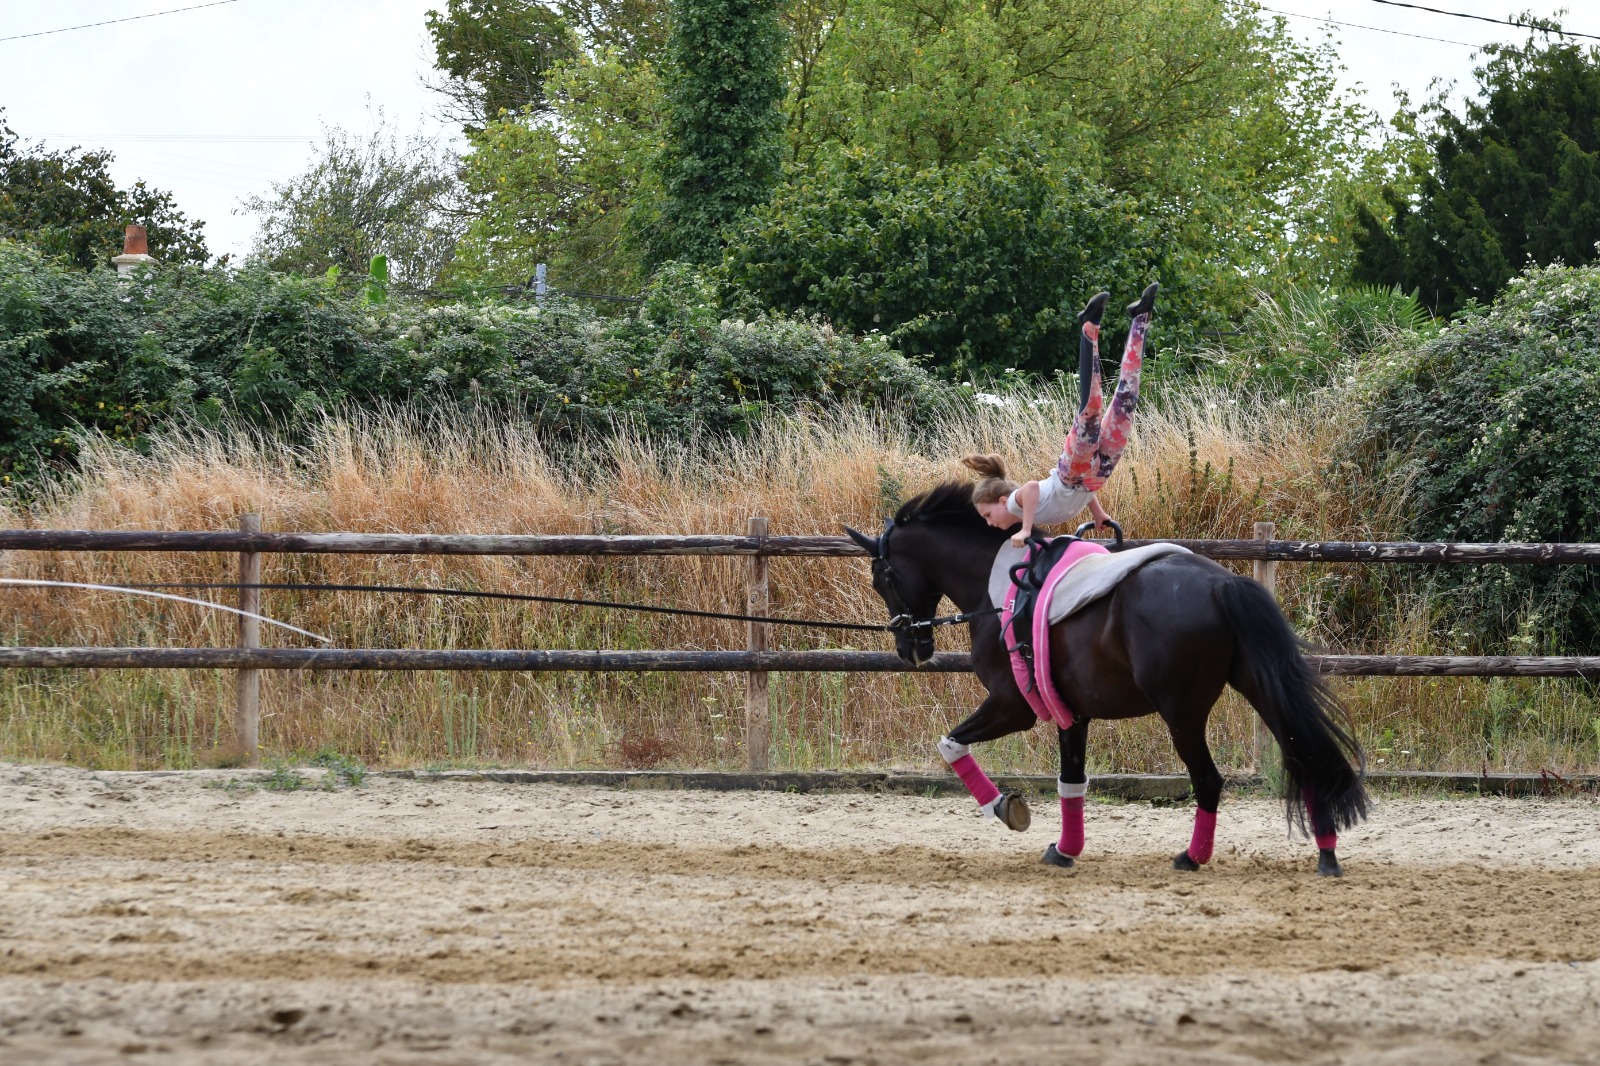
3;518;1599;768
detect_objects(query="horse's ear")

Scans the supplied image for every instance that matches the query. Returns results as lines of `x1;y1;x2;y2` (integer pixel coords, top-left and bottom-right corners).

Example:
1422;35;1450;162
842;525;879;557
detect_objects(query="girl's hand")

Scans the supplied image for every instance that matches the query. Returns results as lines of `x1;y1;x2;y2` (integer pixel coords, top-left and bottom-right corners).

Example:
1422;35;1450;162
1010;530;1030;549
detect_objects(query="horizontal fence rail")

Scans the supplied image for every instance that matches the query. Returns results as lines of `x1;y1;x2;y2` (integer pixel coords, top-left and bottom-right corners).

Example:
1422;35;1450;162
4;649;1600;679
6;528;1600;562
0;648;954;671
5;518;1600;768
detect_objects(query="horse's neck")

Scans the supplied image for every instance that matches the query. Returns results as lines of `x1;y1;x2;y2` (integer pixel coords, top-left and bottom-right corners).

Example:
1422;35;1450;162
918;529;1001;613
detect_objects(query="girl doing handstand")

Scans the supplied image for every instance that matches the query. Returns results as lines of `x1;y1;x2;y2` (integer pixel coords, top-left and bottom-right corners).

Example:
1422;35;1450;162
964;282;1157;541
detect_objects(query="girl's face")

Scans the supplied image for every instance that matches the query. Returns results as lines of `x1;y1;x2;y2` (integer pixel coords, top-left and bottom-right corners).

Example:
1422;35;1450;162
975;499;1016;529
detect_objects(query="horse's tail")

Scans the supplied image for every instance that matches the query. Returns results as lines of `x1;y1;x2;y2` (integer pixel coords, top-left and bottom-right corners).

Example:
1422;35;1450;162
1216;576;1369;837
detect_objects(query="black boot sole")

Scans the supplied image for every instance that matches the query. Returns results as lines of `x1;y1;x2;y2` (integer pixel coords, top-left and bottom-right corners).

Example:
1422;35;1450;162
1126;282;1159;319
1077;291;1110;325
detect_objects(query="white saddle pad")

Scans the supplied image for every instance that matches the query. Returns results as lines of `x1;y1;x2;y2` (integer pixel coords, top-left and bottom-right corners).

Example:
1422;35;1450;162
988;542;1193;624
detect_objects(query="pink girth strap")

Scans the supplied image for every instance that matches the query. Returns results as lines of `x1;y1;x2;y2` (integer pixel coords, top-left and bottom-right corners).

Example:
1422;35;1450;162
1002;539;1110;729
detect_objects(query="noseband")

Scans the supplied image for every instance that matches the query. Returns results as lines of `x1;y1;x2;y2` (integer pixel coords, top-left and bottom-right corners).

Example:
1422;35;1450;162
875;521;934;638
854;518;1003;649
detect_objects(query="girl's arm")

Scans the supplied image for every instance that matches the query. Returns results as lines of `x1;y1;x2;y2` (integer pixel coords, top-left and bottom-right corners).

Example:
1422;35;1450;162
1088;493;1112;527
1012;480;1041;547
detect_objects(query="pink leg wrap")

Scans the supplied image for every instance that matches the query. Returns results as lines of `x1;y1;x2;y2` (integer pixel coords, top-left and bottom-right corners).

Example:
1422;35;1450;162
949;754;1001;808
1058;797;1086;857
1187;807;1218;865
1303;786;1338;850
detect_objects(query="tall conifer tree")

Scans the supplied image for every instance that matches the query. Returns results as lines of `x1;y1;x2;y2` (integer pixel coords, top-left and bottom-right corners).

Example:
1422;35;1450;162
649;0;785;265
1354;38;1600;316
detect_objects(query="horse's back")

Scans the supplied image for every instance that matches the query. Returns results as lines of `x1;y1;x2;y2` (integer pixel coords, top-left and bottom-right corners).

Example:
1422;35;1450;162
1050;552;1241;721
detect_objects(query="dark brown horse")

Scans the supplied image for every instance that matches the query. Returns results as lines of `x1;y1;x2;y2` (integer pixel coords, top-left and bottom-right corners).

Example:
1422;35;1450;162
846;482;1367;877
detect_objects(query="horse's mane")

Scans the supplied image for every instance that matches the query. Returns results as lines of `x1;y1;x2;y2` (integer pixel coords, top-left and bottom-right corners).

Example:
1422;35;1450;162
893;481;1005;540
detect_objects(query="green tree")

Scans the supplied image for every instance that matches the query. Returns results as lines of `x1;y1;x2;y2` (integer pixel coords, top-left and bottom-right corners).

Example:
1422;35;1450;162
426;0;670;128
556;0;672;63
243;117;462;290
1354;35;1600;316
426;0;579;127
649;0;787;265
789;0;1382;307
433;1;1384;348
0;114;208;269
452;50;665;292
722;141;1169;376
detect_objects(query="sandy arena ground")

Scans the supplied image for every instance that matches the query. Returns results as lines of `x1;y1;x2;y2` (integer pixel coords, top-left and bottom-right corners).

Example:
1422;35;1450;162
2;767;1600;1064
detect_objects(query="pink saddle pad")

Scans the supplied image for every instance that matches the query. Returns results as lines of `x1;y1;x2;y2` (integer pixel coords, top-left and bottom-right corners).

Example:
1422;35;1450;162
1000;539;1110;728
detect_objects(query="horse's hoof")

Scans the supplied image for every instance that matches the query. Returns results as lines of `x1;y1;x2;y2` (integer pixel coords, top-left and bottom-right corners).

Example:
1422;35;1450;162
1317;849;1343;878
1041;844;1076;869
996;792;1032;832
1173;850;1201;872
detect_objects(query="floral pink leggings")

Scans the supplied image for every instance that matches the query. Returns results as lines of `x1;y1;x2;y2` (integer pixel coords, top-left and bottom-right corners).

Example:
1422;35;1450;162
1056;308;1150;492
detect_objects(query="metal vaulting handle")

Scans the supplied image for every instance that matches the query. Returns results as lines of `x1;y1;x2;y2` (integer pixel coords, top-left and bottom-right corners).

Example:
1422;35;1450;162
1074;519;1125;551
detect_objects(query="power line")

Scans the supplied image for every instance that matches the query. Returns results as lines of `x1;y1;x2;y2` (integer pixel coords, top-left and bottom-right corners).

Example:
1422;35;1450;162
0;1;242;44
1367;0;1600;44
1261;7;1479;47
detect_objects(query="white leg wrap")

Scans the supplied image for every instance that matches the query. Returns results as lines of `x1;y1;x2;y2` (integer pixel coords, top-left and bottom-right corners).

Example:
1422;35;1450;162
937;736;971;764
1058;779;1089;799
980;795;1002;819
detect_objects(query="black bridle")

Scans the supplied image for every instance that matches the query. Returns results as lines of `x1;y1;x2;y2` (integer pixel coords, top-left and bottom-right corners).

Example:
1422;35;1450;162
873;519;1001;636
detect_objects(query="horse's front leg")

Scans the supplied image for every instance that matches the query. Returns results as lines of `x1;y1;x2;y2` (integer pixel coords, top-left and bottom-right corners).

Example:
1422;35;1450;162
1042;719;1090;868
940;693;1037;831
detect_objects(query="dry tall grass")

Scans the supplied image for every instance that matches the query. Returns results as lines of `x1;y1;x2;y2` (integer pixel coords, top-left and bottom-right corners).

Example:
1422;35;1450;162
3;386;1596;774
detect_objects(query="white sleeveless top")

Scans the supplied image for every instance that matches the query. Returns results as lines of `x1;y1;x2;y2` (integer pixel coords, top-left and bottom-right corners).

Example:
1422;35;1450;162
1006;471;1093;526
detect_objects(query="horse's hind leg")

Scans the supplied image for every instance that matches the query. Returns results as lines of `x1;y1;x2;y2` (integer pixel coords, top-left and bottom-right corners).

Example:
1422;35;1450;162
1043;720;1090;869
944;694;1037;831
1164;716;1225;872
1303;787;1343;877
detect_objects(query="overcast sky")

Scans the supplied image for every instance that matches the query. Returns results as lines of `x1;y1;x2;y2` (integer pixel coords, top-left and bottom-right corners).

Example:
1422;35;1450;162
0;0;1592;262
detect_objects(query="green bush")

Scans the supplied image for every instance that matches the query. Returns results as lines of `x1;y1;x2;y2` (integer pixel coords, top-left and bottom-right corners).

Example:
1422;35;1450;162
1351;262;1600;651
0;242;176;483
0;242;951;484
1197;284;1437;393
720;142;1194;379
390;265;951;435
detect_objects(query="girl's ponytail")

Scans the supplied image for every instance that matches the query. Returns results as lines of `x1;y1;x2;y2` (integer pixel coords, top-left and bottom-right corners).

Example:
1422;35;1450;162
961;453;1018;504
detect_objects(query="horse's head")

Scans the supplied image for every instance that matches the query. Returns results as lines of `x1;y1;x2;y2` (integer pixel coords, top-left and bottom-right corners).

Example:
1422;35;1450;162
844;518;941;667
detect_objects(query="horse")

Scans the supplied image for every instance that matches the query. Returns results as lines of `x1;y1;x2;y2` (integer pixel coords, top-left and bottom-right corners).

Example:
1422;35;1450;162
845;481;1368;877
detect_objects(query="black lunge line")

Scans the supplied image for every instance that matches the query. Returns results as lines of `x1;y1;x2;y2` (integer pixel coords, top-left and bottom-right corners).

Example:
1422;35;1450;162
115;581;999;634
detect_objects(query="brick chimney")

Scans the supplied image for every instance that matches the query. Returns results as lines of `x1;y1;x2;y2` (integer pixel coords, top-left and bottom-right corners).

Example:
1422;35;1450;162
111;225;156;277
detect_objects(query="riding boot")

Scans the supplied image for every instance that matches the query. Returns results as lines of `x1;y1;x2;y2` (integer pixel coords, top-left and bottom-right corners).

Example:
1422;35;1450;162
1076;291;1110;413
1125;281;1159;322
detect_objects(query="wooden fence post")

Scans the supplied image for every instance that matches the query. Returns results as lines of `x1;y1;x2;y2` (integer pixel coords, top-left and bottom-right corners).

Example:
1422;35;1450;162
745;516;770;771
236;513;262;766
1252;520;1278;775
